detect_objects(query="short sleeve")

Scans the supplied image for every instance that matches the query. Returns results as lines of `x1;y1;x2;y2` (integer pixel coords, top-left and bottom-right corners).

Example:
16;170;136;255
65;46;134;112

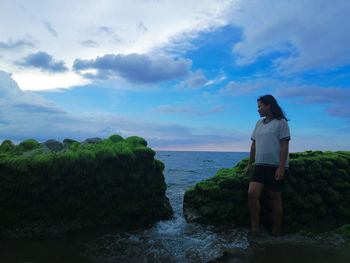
279;119;290;141
251;121;259;141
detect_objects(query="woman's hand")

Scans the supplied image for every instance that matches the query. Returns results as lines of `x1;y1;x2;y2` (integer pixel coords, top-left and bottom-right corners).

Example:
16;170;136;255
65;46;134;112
275;167;285;181
243;163;253;175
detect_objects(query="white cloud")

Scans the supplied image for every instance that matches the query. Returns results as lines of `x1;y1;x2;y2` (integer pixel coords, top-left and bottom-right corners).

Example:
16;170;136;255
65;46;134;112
11;71;90;91
325;104;350;119
0;70;69;140
155;105;225;116
187;72;208;89
73;53;191;83
0;38;34;50
136;22;148;34
218;80;261;96
276;85;350;103
205;75;227;86
174;71;210;90
276;84;350;119
44;22;58;38
16;51;68;73
0;71;63;107
229;0;350;73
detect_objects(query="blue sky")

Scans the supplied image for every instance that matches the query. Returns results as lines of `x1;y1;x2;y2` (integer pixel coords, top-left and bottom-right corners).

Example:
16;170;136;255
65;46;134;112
0;0;350;151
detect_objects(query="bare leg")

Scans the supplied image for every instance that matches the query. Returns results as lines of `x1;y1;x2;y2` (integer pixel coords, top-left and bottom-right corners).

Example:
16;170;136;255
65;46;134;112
248;182;264;232
269;191;282;236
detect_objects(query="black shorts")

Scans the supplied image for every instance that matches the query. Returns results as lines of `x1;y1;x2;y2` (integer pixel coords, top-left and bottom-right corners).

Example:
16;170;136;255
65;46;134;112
250;165;286;192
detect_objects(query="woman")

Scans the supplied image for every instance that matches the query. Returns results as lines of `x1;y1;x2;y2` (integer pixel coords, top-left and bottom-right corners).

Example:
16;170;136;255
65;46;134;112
245;94;290;236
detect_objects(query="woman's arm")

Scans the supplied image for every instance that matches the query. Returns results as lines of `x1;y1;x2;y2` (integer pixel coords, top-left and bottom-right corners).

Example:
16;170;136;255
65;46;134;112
243;140;255;174
275;140;289;180
249;140;256;166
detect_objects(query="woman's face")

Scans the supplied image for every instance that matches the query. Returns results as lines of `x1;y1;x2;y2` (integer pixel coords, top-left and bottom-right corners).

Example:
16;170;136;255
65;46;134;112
257;101;271;117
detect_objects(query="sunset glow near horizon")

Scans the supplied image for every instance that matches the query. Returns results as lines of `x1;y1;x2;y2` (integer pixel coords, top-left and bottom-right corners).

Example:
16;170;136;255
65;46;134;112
1;0;350;152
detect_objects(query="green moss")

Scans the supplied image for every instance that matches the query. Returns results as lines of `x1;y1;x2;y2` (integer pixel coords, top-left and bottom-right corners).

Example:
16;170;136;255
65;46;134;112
108;135;124;142
200;203;217;216
0;140;15;152
124;136;147;147
63;138;77;145
133;146;155;159
115;143;135;161
323;160;334;169
68;141;83;151
196;182;221;198
185;186;195;195
335;224;350;240
4;155;30;173
336;158;349;168
309;193;323;205
18;139;40;152
153;159;165;171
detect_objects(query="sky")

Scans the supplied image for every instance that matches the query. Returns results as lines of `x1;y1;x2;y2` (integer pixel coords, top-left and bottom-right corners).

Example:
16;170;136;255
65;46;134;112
1;0;350;152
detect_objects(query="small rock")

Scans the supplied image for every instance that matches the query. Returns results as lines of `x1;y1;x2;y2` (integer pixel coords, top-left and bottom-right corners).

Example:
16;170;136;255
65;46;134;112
85;137;102;144
42;139;63;151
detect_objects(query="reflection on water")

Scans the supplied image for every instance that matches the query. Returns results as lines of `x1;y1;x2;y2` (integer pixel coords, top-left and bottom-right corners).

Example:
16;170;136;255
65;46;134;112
0;151;349;263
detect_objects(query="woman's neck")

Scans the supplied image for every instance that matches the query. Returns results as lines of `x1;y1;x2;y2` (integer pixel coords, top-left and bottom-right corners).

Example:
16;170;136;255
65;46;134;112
264;113;274;123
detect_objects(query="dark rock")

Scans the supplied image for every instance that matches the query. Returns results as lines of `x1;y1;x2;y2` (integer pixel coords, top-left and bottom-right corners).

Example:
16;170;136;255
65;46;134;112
42;139;63;151
85;137;102;144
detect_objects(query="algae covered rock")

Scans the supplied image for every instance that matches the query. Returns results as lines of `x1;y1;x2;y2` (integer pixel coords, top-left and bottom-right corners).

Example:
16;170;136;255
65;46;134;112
18;139;40;152
335;224;350;241
63;138;78;145
183;151;350;233
0;140;14;152
0;135;172;235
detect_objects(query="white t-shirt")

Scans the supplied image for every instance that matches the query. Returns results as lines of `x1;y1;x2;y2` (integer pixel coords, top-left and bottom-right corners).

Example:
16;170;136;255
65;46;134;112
251;118;290;168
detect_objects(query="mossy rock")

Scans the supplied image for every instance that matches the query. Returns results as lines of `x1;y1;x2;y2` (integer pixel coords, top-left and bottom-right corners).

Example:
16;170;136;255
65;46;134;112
18;139;40;152
0;140;14;152
63;138;78;145
108;135;124;143
124;136;147;147
183;151;350;234
335;224;350;240
0;135;173;236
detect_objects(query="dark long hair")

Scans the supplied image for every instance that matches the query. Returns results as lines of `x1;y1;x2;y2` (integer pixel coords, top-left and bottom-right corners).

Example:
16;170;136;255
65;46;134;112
257;94;288;121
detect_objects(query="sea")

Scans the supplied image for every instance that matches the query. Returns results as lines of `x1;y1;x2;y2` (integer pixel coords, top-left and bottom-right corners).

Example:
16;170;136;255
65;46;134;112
1;151;349;263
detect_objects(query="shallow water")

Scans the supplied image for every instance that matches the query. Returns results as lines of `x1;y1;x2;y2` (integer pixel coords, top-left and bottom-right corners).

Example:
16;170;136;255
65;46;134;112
1;151;349;263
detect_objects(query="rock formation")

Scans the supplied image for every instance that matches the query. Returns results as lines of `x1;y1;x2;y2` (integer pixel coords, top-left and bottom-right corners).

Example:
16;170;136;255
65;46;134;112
0;135;173;236
183;151;350;234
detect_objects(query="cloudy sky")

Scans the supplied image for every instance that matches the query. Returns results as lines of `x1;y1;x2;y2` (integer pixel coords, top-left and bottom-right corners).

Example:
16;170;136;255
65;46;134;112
1;0;350;151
